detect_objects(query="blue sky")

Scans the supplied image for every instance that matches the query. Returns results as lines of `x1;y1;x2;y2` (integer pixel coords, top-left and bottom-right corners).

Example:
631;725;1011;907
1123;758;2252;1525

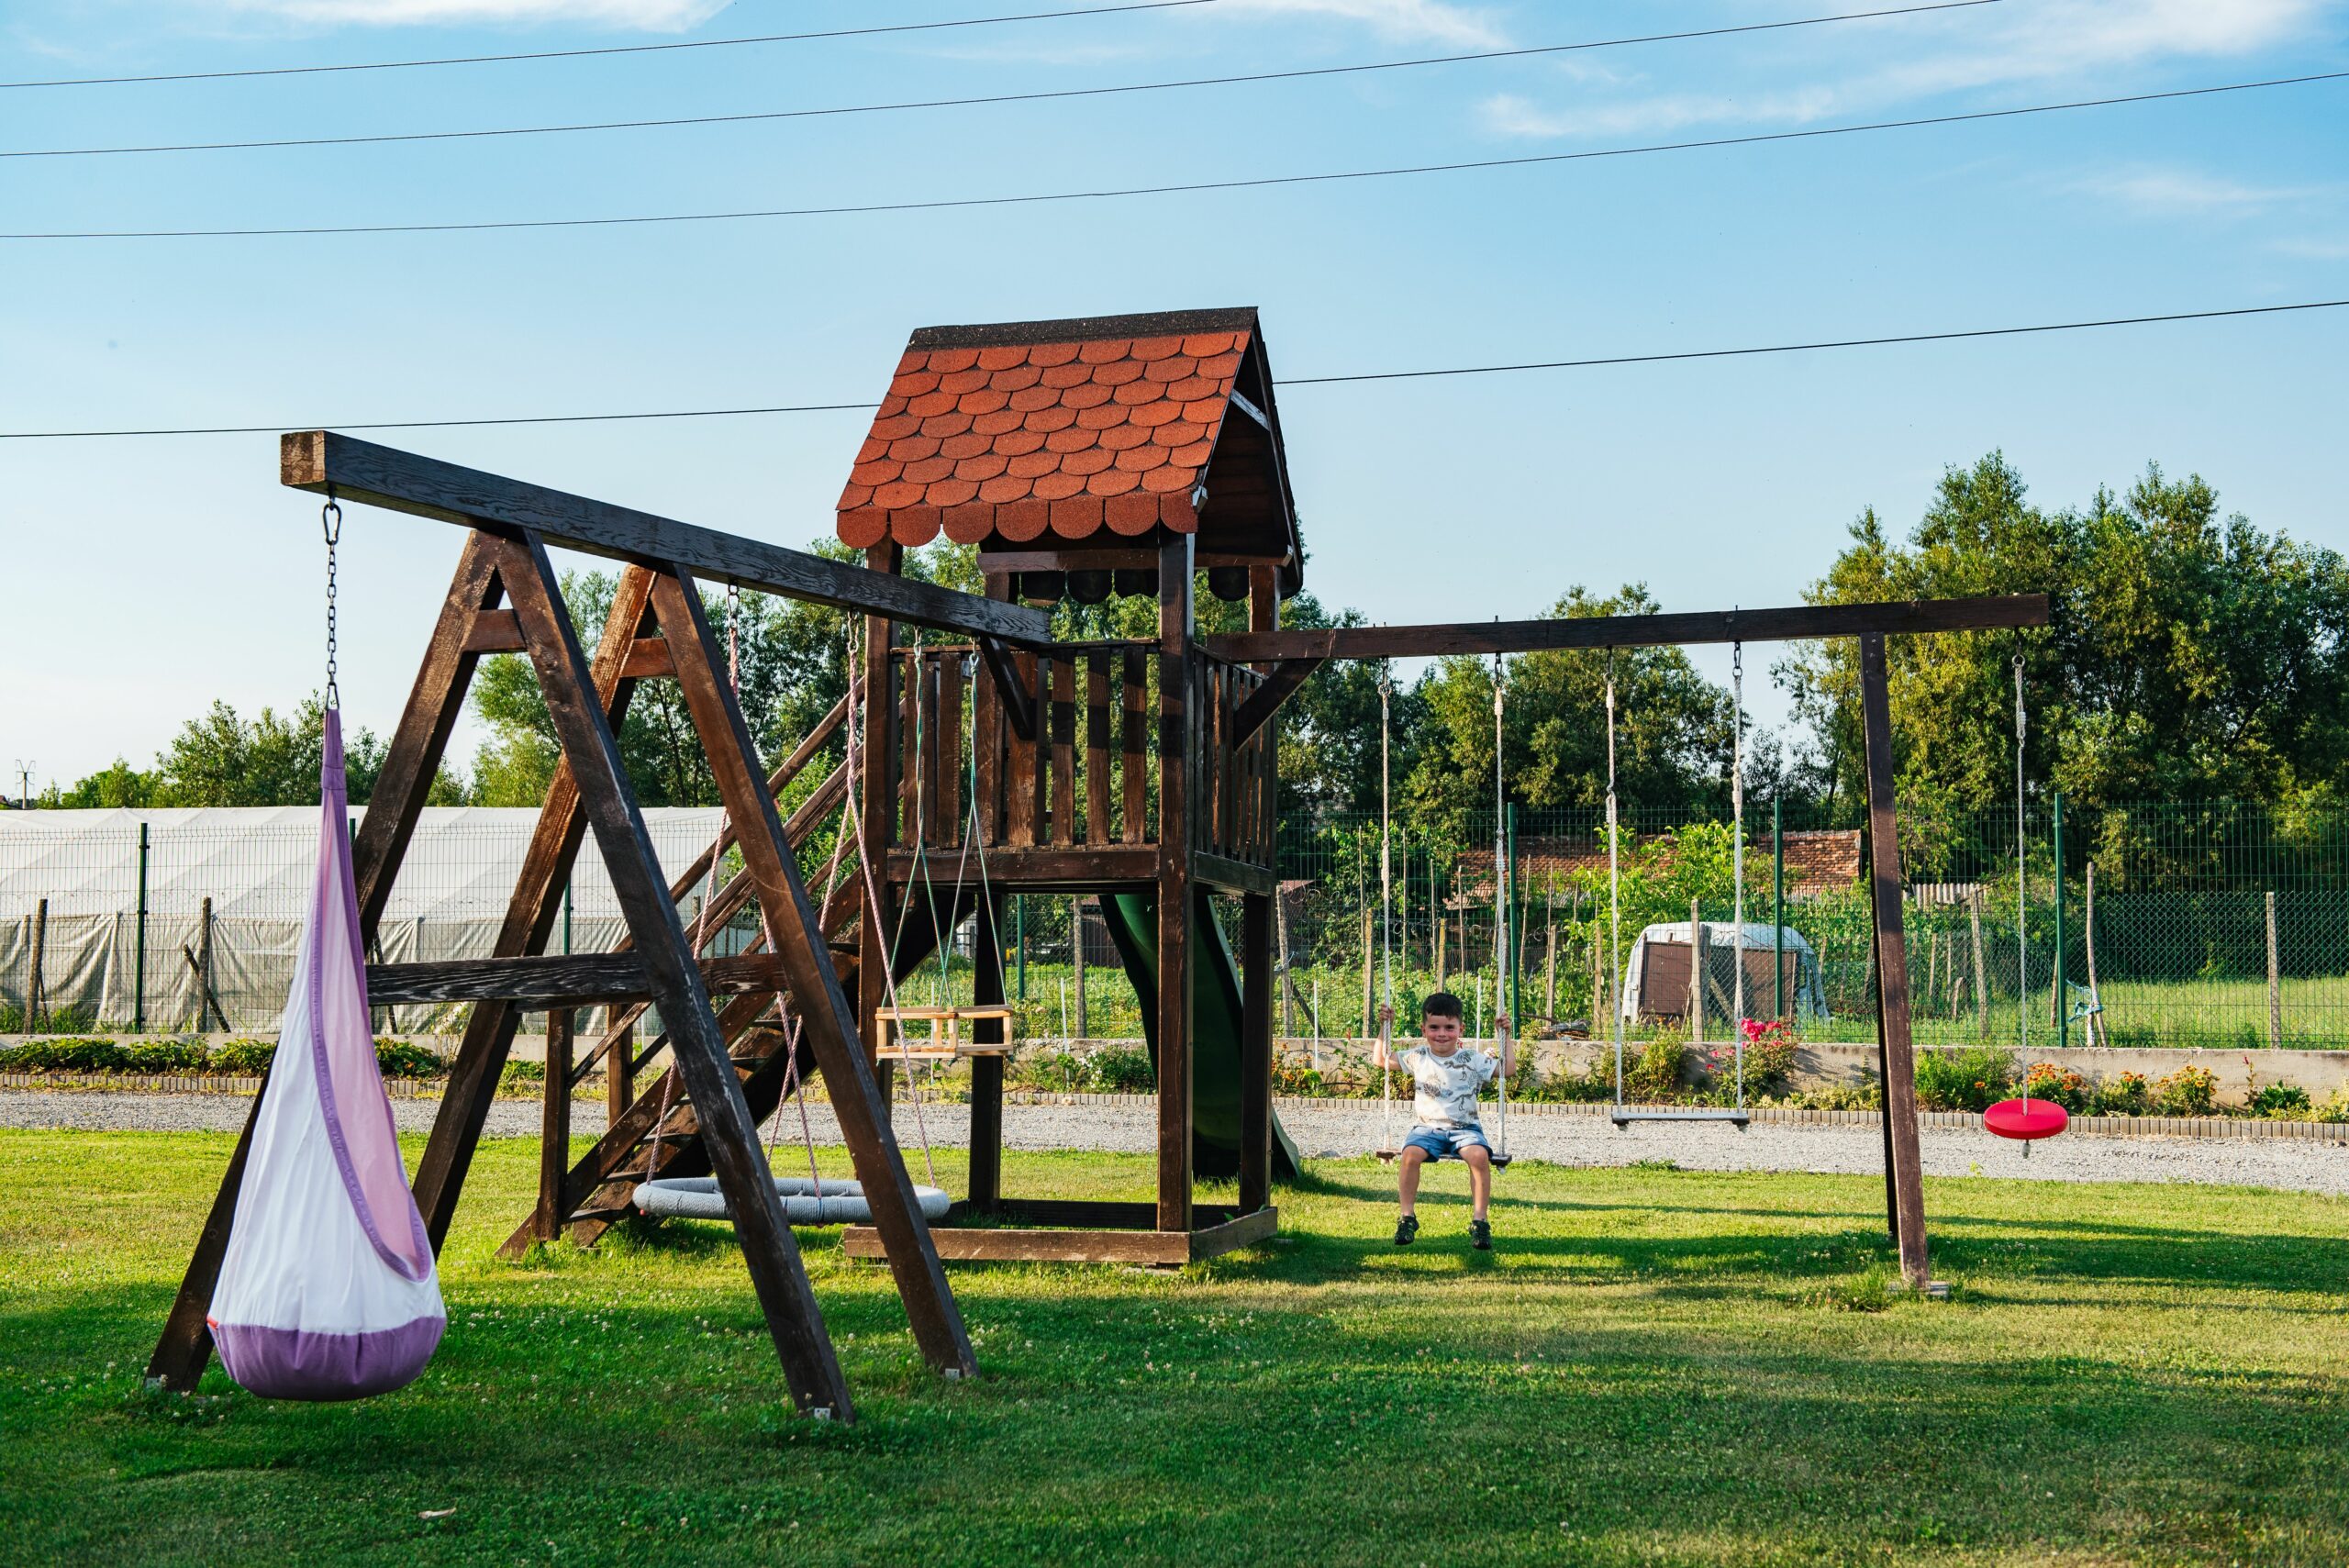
5;0;2345;790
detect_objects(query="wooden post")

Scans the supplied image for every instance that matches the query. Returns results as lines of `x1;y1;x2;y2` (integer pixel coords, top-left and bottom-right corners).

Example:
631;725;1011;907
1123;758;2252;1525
1968;890;1987;1040
608;1018;634;1127
1072;895;1088;1040
1688;897;1705;1043
2082;862;2104;1048
1857;633;1932;1291
968;893;1005;1214
1156;534;1195;1236
27;898;45;1033
500;539;857;1416
1240;891;1274;1216
650;567;974;1383
198;897;216;1032
533;1007;573;1243
2266;890;2281;1048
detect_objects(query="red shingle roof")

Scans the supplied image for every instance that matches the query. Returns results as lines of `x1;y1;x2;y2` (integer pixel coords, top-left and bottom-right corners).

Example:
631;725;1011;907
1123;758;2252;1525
835;308;1298;580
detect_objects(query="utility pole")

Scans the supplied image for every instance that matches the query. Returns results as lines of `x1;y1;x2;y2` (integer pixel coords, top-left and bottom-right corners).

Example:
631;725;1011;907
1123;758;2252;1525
12;760;31;809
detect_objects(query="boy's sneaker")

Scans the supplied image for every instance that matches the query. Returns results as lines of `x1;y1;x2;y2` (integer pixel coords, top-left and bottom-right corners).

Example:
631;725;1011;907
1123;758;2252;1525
1393;1215;1419;1246
1469;1219;1492;1251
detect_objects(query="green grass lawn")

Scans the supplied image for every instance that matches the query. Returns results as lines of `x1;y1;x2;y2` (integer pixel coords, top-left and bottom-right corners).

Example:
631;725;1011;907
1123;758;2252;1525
4;1132;2346;1566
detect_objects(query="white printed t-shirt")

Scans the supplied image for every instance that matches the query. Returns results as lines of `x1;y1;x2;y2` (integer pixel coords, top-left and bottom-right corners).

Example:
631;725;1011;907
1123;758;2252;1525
1397;1043;1498;1129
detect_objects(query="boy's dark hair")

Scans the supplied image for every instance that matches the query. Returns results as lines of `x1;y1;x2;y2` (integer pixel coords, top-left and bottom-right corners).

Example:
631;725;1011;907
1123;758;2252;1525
1421;992;1464;1021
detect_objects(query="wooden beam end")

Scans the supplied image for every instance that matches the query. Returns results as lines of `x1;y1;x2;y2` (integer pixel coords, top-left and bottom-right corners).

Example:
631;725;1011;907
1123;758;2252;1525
281;430;328;490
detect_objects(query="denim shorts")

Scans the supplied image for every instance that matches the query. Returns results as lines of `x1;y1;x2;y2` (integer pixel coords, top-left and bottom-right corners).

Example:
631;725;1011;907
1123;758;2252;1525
1402;1125;1489;1162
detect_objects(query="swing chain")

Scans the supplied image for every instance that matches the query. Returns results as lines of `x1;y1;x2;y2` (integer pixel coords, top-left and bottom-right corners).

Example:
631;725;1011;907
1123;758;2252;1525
725;581;741;693
321;487;343;711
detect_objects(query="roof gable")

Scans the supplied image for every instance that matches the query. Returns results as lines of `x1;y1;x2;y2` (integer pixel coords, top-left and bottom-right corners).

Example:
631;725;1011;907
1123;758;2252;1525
836;307;1300;584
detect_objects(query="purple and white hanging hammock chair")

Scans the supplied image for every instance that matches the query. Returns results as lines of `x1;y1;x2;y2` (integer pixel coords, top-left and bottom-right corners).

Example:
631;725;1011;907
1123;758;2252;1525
207;710;445;1400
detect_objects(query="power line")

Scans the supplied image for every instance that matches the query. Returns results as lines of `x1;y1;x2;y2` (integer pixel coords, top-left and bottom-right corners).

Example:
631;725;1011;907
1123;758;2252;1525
3;0;2001;160
6;299;2340;439
11;68;2335;242
0;1;1220;91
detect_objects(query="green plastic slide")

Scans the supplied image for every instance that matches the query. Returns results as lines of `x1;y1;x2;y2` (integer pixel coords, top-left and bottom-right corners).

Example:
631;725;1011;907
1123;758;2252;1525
1098;892;1303;1183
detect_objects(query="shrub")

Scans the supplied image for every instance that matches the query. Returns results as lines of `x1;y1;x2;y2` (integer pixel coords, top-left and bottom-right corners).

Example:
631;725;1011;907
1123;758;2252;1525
2154;1064;2219;1118
2021;1062;2092;1115
373;1039;445;1080
2248;1083;2311;1118
1517;1055;1614;1104
2095;1071;2152;1117
1623;1031;1687;1103
119;1038;212;1074
1914;1045;2014;1112
1271;1058;1326;1096
1786;1081;1882;1112
0;1038;121;1073
211;1039;276;1075
2314;1089;2349;1124
1088;1045;1155;1094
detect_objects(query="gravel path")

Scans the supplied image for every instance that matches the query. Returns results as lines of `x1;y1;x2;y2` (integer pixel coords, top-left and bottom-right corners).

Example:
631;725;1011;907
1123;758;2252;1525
7;1091;2346;1195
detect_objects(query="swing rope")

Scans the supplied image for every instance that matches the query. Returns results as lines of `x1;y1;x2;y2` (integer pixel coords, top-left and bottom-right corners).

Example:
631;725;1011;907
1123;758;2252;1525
2014;651;2032;1113
1376;672;1397;1158
1608;652;1627;1106
1730;637;1746;1109
1488;652;1511;1164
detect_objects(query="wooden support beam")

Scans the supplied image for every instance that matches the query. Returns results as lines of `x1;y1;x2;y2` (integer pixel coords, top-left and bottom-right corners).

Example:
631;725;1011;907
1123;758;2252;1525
976;637;1038;742
1156;534;1195;1236
1858;632;1932;1291
651;567;976;1383
968;893;1006;1215
365;951;789;1006
1230;657;1322;744
284;430;1052;647
496;533;855;1418
1203;595;2050;662
144;1066;269;1391
354;533;505;941
1240;892;1274;1216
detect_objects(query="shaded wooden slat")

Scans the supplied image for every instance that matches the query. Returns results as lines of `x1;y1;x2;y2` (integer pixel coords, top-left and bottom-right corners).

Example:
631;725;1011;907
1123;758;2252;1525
940;650;964;847
1050;656;1075;848
1203;595;2052;662
899;647;922;850
1122;647;1147;847
1085;652;1111;846
500;537;854;1418
1240;892;1273;1216
652;568;976;1381
975;583;1008;846
976;635;1037;742
462;606;526;654
284;430;1052;646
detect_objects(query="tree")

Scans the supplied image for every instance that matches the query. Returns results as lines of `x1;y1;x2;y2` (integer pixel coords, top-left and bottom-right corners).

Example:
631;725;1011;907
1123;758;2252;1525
150;697;399;806
1403;586;1736;838
1783;453;2349;817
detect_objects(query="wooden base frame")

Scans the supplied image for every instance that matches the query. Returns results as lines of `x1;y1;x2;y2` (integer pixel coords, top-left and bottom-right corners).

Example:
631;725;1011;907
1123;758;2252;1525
842;1205;1277;1266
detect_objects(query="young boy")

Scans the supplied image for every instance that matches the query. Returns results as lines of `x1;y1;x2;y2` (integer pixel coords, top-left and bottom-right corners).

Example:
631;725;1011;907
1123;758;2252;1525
1373;992;1512;1250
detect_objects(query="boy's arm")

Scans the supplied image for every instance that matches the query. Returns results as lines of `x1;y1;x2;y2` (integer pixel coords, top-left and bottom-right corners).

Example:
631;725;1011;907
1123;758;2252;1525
1371;1004;1397;1070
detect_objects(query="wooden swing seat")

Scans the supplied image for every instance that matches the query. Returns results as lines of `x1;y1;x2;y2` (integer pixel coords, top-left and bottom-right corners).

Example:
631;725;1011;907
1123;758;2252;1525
874;1004;1019;1062
1610;1107;1751;1129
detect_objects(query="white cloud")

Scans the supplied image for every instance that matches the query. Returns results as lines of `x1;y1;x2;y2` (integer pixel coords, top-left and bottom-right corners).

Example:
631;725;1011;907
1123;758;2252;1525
1215;0;1506;49
2076;166;2335;216
1486;0;2340;142
207;0;725;28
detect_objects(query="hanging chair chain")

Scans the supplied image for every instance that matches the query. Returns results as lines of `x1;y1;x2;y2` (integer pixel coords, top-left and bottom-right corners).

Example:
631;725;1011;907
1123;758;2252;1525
321;487;343;711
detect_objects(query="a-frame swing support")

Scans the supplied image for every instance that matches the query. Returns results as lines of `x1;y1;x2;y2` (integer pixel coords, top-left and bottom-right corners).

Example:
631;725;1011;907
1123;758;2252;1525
148;434;1038;1415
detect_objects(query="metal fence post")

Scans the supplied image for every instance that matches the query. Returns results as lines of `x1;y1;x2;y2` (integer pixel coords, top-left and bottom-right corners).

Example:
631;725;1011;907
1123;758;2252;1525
1015;895;1026;1001
134;821;150;1033
2052;793;2066;1052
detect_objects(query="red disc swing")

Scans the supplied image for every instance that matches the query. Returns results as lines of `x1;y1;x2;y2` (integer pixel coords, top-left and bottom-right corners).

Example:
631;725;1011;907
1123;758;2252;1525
1984;652;2067;1152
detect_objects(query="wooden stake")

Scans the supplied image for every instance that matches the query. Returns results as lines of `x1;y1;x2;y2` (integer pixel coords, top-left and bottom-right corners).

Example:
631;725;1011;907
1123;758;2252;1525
1968;891;1987;1040
533;1007;572;1245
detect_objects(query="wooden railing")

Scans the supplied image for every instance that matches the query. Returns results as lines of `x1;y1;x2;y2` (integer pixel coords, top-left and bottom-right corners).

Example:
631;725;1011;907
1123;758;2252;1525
883;641;1275;873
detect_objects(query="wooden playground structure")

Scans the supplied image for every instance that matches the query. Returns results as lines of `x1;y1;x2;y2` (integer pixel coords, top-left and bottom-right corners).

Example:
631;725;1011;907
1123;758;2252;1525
146;306;2046;1420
